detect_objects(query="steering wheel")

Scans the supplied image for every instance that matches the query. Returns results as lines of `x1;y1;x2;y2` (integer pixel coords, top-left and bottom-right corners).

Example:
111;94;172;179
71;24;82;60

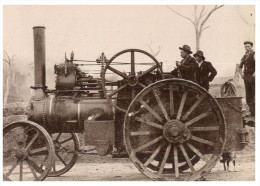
101;49;163;112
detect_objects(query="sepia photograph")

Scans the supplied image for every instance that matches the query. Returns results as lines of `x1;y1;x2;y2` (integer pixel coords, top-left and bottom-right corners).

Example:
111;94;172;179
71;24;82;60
1;1;257;182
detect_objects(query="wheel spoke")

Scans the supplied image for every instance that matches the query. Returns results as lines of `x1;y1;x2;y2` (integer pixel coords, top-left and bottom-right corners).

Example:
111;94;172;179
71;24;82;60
53;159;56;172
28;156;48;166
186;142;209;162
132;87;135;100
56;133;62;141
29;146;48;154
20;161;23;181
190;135;215;146
179;144;195;172
139;100;163;122
173;146;179;178
5;160;19;177
133;136;164;153
138;82;147;88
189;126;219;131
144;142;166;167
107;66;128;79
177;90;188;120
108;84;128;98
158;143;171;174
130;131;159;136
39;155;48;169
153;90;170;121
137;65;157;79
185;110;211;127
56;152;67;166
26;160;38;180
9;132;20;148
59;137;74;144
182;96;204;120
131;51;135;75
169;85;174;118
135;117;163;130
26;131;40;150
23;127;27;147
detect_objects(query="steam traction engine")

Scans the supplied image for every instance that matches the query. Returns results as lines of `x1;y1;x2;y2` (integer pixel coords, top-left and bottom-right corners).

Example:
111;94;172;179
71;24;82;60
3;27;249;181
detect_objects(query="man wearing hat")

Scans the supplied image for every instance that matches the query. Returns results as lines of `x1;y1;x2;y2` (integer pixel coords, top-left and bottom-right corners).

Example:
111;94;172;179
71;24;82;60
194;50;217;91
239;41;255;116
170;45;197;82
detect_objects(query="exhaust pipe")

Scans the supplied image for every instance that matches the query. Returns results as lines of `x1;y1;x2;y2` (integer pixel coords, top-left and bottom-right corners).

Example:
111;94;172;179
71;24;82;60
31;26;47;100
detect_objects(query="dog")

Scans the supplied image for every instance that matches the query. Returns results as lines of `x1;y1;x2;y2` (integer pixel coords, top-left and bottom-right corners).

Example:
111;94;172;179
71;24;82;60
220;152;236;171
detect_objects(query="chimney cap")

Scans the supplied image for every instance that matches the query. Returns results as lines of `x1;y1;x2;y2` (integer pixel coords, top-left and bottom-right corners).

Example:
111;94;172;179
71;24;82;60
33;26;46;29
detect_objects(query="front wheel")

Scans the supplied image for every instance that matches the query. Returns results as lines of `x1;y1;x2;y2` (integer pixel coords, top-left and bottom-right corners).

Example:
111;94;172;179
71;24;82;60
3;121;55;181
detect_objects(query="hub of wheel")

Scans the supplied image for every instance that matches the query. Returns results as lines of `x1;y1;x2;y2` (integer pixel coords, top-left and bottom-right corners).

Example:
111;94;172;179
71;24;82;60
14;148;28;161
127;75;138;87
54;140;62;150
163;120;191;143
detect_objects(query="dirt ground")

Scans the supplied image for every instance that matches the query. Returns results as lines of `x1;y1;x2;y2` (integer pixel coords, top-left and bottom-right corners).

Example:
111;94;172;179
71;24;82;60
45;147;255;181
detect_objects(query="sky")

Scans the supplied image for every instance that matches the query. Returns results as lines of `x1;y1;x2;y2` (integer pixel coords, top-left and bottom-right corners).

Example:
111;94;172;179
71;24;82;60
3;5;255;83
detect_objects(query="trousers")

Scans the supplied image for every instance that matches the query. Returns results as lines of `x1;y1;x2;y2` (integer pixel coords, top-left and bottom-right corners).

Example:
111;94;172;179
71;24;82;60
244;75;255;116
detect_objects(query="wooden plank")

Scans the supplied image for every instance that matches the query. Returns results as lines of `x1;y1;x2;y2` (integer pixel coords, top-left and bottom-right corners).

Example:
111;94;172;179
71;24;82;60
169;85;174;118
144;142;166;167
135;117;163;130
158;144;171;174
177;91;188;120
139;100;163;122
182;96;204;120
179;144;195;172
153;90;170;121
191;135;215;146
133;136;164;153
186;142;209;162
189;126;219;131
185;110;211;127
130;131;156;136
173;146;179;178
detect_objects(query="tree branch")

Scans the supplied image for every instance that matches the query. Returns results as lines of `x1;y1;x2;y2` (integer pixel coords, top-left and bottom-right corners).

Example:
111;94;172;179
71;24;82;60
154;46;162;57
166;5;195;25
200;5;224;31
3;51;11;65
194;5;198;24
201;26;210;31
198;6;206;22
145;41;162;57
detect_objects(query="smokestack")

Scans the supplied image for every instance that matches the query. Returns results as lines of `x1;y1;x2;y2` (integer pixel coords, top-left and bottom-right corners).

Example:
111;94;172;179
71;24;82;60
31;26;47;99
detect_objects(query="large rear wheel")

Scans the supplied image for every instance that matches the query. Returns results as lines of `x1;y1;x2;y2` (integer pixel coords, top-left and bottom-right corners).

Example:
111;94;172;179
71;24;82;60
124;79;226;181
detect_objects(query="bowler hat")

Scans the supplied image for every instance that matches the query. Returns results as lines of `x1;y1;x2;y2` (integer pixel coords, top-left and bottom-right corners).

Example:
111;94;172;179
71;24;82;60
193;50;205;60
179;45;192;54
244;41;253;46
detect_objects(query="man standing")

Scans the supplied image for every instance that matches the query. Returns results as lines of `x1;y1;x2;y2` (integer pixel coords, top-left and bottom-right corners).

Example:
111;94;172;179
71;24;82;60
170;45;197;82
194;50;217;91
239;41;255;116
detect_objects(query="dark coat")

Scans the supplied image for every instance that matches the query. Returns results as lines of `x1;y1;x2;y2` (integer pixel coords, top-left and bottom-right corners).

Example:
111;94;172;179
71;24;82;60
196;61;217;90
239;51;255;75
170;55;197;82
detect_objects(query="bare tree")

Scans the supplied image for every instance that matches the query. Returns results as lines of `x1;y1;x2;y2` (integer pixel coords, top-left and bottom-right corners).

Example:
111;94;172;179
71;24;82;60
167;5;224;51
3;51;16;104
145;39;162;57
